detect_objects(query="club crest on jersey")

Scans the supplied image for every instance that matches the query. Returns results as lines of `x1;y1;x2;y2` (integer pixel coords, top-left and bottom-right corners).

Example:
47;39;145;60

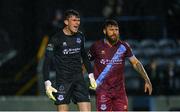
100;104;107;110
63;42;67;46
57;95;64;101
76;38;81;43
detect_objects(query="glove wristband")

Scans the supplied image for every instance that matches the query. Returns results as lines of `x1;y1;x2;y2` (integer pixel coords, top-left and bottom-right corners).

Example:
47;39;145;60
45;80;52;87
89;73;95;79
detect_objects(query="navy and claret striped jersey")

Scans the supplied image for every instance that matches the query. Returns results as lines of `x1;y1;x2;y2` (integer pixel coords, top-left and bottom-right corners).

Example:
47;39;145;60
43;30;93;82
89;39;133;90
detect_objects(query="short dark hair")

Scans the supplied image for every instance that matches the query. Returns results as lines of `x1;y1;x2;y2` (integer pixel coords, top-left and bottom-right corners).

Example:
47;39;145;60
63;9;80;20
103;19;119;29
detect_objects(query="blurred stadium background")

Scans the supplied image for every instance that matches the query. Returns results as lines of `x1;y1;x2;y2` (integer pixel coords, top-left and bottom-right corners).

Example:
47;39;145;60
0;0;180;111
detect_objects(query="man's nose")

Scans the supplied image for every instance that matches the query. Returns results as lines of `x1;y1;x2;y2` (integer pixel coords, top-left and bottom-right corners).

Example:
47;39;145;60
113;30;117;34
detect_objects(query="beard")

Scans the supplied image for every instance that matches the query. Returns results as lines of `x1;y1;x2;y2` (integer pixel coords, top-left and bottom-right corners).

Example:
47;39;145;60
106;34;119;45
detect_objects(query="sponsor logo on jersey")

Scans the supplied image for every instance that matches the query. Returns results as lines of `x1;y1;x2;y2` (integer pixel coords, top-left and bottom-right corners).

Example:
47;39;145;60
63;42;67;46
76;38;81;44
57;95;64;101
100;104;107;110
100;59;122;65
63;48;80;54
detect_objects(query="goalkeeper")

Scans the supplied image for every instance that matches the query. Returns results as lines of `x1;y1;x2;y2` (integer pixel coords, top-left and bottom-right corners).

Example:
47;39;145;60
43;9;97;111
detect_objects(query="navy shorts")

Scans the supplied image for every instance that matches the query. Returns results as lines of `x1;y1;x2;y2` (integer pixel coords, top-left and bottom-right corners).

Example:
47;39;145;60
53;79;90;105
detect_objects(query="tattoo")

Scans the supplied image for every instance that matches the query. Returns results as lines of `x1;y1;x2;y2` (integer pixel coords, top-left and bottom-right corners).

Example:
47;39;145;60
134;62;149;82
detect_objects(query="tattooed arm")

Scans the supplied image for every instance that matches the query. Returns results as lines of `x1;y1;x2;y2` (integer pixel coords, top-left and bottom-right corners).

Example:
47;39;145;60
129;56;152;95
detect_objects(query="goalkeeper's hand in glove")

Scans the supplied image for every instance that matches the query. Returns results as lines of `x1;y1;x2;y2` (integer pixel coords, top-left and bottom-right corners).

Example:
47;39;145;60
88;73;97;90
44;80;57;101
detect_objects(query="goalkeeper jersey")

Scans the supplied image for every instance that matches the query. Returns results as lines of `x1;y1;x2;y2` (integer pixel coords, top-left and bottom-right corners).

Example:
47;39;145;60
43;30;93;82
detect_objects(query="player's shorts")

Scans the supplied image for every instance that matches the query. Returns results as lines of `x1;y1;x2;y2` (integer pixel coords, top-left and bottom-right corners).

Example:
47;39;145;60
96;87;128;111
53;78;90;105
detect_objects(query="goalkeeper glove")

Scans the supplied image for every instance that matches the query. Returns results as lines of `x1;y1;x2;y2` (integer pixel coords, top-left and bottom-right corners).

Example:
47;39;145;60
44;80;57;101
88;73;97;90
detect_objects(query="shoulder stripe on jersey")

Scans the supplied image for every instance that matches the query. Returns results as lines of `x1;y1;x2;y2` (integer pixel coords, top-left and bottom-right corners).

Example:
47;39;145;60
96;44;126;86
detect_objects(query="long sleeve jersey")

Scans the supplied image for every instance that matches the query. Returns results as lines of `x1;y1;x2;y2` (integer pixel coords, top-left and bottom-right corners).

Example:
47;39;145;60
43;30;93;82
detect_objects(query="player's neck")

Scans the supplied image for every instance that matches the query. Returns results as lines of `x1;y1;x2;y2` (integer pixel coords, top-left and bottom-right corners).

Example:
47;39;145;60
63;27;75;36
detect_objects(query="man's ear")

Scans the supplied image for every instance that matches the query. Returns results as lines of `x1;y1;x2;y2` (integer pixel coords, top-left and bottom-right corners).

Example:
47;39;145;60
103;29;106;35
64;20;68;26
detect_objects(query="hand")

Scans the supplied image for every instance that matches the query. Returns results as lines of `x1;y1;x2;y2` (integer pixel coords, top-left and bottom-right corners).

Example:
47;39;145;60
144;80;152;95
45;80;57;101
88;73;97;90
